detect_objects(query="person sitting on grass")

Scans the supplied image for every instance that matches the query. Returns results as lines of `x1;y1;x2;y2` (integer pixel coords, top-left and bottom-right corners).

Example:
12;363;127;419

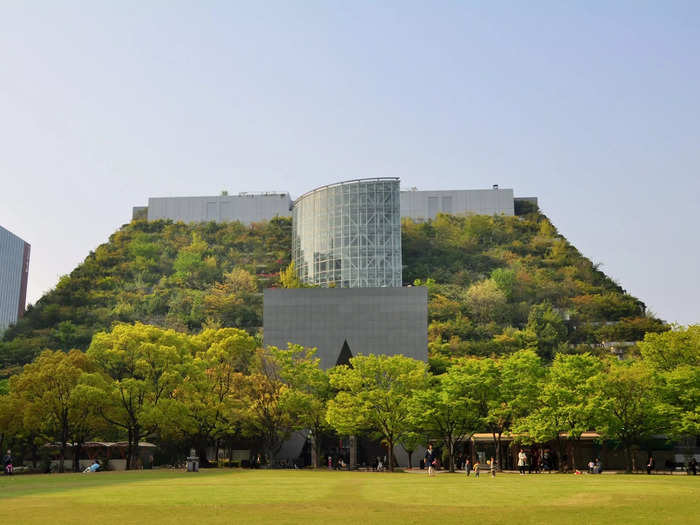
83;460;101;473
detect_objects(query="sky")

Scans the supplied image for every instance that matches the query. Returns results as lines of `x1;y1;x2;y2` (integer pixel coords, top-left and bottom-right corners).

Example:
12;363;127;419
0;1;698;325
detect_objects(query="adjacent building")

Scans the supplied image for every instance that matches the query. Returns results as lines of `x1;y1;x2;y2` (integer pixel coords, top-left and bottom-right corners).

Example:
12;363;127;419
0;226;30;334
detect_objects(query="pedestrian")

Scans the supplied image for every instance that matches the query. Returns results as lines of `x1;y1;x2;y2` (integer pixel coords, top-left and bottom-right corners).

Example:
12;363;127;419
464;457;471;477
3;450;13;475
425;444;437;477
647;456;655;475
594;458;602;474
543;450;552;473
489;457;496;478
518;449;527;475
688;458;697;475
473;458;480;478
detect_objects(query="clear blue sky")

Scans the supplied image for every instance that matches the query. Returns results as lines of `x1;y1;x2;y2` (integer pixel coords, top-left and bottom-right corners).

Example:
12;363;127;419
1;1;698;325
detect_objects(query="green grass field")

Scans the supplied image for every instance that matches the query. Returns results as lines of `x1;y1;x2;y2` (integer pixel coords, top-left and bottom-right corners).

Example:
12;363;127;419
0;469;697;524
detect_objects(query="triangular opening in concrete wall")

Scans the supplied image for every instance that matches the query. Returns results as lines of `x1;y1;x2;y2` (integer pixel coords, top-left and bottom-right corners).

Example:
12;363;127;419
336;340;353;367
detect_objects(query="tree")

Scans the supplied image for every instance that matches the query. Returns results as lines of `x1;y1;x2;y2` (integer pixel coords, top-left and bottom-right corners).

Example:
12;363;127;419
526;302;567;360
326;354;429;472
464;279;507;323
639;325;700;438
638;325;700;372
517;353;602;471
245;347;308;465
488;350;543;470
271;344;331;469
592;360;665;472
408;369;480;472
280;262;307;288
86;323;193;469
162;328;258;464
202;269;261;328
10;350;97;472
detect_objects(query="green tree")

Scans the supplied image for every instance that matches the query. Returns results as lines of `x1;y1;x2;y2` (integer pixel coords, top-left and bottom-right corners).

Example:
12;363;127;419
408;367;481;472
270;344;331;468
526;302;567;360
86;323;193;469
517;353;602;471
326;354;429;472
245;347;308;465
592;360;665;472
10;350;97;472
639;325;700;438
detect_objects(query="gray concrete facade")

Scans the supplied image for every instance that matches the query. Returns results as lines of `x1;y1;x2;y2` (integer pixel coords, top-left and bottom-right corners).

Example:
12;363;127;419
139;193;293;224
400;187;515;220
263;287;428;369
0;226;30;334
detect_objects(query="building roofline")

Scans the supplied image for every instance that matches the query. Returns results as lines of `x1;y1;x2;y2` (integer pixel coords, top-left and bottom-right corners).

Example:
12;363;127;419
295;177;400;204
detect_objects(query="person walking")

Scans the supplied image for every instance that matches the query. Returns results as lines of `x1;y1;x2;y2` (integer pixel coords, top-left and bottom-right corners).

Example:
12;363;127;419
518;449;527;475
473;458;480;478
425;444;437;477
3;450;13;475
647;456;655;475
464;458;471;477
489;457;496;478
688;458;697;475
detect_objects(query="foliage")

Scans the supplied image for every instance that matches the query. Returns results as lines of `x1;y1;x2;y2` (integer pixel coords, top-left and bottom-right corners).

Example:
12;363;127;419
516;353;603;471
1;212;666;370
327;354;429;471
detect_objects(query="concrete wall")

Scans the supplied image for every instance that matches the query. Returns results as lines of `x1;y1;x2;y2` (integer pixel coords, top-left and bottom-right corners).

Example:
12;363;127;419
263;287;428;369
146;193;292;224
0;225;30;334
400;188;515;220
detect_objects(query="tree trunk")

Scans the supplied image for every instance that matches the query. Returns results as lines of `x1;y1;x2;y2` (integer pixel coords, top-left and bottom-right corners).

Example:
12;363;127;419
556;436;565;472
72;442;82;472
387;439;394;472
59;442;66;473
493;433;502;471
624;444;633;473
407;450;413;469
448;437;455;473
311;433;318;468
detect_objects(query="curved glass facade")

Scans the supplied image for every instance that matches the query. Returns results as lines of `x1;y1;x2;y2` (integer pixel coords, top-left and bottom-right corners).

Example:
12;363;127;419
292;178;402;288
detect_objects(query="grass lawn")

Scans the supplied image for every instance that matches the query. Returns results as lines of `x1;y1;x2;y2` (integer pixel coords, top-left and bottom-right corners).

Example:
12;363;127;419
0;469;697;524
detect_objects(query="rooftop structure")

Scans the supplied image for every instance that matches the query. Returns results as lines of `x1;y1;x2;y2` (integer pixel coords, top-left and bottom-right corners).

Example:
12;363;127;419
132;183;537;225
134;192;293;224
0;225;31;334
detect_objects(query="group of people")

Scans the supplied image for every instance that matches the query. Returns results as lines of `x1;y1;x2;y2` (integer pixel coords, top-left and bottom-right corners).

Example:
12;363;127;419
586;458;603;474
424;445;497;478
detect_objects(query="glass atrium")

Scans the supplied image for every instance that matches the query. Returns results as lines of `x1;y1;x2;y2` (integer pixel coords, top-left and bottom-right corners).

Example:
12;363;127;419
292;178;402;288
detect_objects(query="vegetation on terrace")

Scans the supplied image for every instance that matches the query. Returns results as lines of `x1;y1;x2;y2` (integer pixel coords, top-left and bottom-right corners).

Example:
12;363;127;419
1;210;666;372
